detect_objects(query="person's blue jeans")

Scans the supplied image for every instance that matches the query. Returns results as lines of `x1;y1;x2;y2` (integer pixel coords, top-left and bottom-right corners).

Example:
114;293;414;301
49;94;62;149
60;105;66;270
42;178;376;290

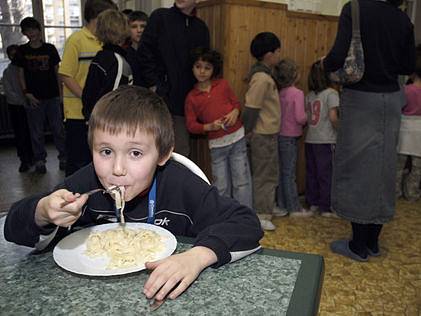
277;135;301;212
25;97;66;163
210;137;253;208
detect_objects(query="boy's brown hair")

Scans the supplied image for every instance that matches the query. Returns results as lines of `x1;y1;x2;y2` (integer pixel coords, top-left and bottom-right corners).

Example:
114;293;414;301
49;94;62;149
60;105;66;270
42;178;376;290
273;58;298;90
84;0;118;22
88;86;174;160
308;61;331;94
95;9;130;46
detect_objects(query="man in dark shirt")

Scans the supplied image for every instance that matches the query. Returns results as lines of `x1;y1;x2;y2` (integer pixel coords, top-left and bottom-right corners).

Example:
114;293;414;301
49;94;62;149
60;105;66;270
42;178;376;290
138;0;210;157
16;17;66;174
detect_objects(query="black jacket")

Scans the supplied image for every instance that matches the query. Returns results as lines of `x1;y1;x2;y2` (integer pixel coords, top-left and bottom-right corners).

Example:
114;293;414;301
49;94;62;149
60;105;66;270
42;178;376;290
137;5;210;116
4;160;263;268
323;0;415;92
82;44;133;120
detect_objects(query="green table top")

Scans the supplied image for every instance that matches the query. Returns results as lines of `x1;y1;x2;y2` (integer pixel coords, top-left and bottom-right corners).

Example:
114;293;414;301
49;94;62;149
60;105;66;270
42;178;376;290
0;217;323;315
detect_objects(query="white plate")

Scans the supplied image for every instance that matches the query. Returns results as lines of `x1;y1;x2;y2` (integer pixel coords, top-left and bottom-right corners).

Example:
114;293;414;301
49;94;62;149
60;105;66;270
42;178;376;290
53;223;177;276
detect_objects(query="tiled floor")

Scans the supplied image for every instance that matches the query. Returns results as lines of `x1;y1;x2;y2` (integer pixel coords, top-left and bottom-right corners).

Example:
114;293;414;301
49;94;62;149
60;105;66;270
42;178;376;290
0;143;65;212
1;143;420;314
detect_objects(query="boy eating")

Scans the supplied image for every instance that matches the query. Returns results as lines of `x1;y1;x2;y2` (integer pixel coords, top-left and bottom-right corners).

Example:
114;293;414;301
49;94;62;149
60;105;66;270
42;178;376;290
4;86;263;301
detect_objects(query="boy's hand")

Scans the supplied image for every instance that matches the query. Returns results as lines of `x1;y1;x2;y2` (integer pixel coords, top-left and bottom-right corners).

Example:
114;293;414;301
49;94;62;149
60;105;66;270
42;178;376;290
143;246;217;301
25;93;40;107
34;189;89;228
222;108;239;127
204;119;224;132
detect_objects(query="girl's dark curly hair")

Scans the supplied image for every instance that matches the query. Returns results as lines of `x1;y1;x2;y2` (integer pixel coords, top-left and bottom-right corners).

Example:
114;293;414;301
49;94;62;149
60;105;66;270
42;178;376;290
191;47;223;79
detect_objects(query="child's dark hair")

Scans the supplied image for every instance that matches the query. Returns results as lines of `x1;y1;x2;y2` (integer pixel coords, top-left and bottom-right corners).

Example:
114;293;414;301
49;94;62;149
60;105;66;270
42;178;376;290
84;0;118;22
273;58;298;90
191;47;223;79
386;0;403;6
6;45;19;59
88;86;174;160
20;17;41;32
122;9;133;15
308;61;331;94
128;10;148;23
250;32;281;61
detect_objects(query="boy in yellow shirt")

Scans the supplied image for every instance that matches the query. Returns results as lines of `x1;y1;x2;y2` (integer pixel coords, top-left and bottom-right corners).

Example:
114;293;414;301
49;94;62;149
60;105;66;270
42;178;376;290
59;0;117;176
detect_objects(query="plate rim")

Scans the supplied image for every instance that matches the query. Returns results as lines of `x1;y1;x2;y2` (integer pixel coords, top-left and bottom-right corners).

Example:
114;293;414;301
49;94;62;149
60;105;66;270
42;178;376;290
53;222;177;276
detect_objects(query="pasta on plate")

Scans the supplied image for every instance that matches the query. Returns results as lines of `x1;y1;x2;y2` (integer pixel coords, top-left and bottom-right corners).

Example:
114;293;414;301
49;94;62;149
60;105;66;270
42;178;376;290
85;227;165;269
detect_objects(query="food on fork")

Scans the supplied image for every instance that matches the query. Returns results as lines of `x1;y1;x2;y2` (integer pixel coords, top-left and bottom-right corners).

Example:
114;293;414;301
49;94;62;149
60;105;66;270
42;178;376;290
107;185;126;223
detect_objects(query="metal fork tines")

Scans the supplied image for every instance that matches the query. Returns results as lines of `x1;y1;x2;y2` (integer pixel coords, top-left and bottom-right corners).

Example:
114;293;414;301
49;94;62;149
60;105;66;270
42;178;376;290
149;299;165;311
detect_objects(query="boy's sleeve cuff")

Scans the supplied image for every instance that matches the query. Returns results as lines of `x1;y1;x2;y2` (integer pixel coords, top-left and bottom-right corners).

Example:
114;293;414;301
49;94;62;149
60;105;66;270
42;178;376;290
194;236;231;268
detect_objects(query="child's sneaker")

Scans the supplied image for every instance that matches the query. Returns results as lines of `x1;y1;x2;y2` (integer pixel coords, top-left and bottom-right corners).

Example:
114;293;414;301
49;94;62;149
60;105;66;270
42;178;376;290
289;208;314;217
320;210;339;218
272;206;288;217
259;219;276;231
309;205;319;213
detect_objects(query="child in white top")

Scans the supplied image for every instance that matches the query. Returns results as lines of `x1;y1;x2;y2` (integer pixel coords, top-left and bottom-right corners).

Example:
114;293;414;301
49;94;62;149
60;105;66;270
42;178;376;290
305;61;339;217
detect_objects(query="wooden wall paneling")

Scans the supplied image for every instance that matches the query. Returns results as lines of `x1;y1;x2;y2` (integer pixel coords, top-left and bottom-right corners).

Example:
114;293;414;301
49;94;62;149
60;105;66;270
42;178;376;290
196;0;338;193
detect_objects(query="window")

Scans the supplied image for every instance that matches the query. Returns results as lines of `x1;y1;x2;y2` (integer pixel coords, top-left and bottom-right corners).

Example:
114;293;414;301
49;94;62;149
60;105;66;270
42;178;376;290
0;0;82;82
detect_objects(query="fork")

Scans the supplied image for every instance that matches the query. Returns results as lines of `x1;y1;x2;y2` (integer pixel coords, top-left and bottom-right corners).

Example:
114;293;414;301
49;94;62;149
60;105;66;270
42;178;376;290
149;299;165;312
60;188;113;208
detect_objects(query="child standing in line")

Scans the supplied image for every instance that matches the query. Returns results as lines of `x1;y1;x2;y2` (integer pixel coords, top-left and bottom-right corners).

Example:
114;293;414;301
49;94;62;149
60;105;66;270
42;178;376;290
15;17;66;174
82;9;133;120
242;32;281;231
59;0;117;177
396;61;421;201
305;61;339;217
5;85;263;302
185;48;252;208
125;10;148;86
2;44;33;172
273;59;312;217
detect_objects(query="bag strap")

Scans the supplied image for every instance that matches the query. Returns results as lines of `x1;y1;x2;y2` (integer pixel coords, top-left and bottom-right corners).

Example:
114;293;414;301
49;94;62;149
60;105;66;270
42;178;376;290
351;0;361;37
113;52;124;90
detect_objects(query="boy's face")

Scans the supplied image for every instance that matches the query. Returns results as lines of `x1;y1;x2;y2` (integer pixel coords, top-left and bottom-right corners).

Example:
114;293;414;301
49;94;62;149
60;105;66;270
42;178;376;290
22;27;42;42
92;128;171;202
265;47;281;67
130;20;147;44
193;59;213;83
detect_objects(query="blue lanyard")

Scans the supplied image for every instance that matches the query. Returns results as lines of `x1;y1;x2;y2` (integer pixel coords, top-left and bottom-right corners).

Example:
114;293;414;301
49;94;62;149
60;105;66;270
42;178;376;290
147;177;157;224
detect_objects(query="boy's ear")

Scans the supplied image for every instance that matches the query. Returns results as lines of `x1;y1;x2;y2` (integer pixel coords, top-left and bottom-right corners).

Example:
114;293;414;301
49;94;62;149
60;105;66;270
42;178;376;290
157;147;174;166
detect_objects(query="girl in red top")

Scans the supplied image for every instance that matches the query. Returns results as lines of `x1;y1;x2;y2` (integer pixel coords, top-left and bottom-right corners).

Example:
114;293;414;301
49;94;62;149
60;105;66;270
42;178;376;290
185;48;252;209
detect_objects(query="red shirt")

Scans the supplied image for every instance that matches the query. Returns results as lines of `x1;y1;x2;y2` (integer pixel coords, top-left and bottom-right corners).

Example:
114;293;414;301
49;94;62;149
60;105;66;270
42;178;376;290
185;78;242;140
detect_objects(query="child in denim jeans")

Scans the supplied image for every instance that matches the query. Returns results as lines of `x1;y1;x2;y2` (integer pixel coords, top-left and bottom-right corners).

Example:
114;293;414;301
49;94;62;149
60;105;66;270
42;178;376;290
273;59;312;217
185;47;252;208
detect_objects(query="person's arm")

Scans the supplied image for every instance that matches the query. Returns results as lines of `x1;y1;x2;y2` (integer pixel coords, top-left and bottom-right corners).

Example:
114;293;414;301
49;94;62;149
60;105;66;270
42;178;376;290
59;34;83;98
322;3;351;72
294;89;307;125
143;169;263;300
222;80;241;127
329;107;339;129
17;67;39;107
137;10;162;88
60;75;83;98
400;22;416;75
327;90;340;129
185;93;222;134
81;57;107;120
242;73;268;134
